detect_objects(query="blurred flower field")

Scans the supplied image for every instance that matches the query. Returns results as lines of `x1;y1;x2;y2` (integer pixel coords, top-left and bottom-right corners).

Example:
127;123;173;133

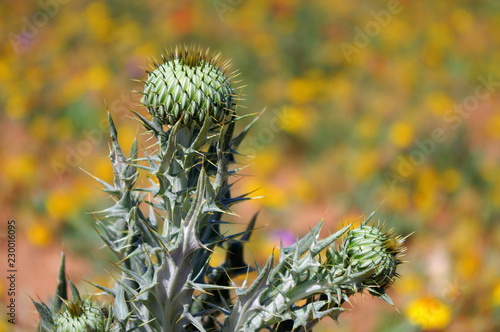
1;0;500;331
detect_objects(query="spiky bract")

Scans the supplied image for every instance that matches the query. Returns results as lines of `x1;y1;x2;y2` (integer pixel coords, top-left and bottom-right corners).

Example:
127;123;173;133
55;300;107;332
141;46;236;127
341;225;405;292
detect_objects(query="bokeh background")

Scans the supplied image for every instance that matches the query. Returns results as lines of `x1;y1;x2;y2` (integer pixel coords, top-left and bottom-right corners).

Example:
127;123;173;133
1;0;500;331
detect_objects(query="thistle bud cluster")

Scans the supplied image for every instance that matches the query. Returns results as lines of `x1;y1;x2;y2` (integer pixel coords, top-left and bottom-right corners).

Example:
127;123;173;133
55;300;108;332
35;46;407;332
141;46;237;127
33;256;113;332
226;216;406;331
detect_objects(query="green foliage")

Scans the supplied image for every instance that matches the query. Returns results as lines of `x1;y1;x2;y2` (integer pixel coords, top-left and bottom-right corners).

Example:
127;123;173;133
35;46;407;332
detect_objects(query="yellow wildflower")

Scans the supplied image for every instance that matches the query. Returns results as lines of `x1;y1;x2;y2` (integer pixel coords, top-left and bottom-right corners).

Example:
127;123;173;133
85;1;111;42
486;114;500;139
406;296;452;330
45;190;80;221
255;149;279;176
492;281;500;307
261;184;287;209
5;93;27;120
27;223;53;247
85;65;110;91
425;91;453;116
388;122;414;148
287;78;315;104
279;106;311;134
5;154;36;186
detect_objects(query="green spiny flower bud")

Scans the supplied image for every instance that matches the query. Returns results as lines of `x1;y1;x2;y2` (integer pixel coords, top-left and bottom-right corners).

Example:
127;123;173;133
55;299;108;332
141;45;237;127
342;225;405;292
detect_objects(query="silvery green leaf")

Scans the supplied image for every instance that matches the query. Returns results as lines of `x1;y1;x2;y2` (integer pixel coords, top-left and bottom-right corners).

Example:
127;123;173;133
282;221;322;256
53;253;67;311
32;299;55;327
113;286;129;321
68;278;82;303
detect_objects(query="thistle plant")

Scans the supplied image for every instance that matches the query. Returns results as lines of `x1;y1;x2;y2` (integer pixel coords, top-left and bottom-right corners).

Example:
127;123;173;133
34;46;408;331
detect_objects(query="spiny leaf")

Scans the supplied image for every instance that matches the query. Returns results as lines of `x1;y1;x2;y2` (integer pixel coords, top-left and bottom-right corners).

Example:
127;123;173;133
113;286;129;321
68;278;82;303
157;120;181;175
230;111;261;152
241;211;259;242
282;221;323;256
32;299;55;330
130;109;163;135
310;224;352;256
87;281;116;297
53;253;67;311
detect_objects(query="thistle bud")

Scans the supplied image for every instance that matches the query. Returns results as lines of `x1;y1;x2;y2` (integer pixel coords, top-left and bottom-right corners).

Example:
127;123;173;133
141;46;236;127
342;225;405;292
55;300;108;332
